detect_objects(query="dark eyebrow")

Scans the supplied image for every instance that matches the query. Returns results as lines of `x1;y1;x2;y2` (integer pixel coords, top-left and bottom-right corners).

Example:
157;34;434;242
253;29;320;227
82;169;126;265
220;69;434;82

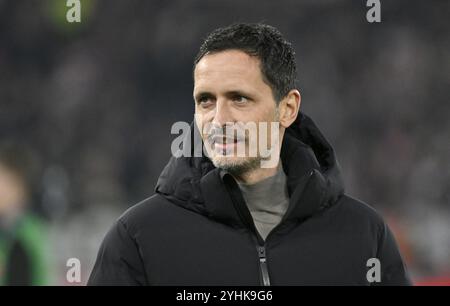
194;89;254;102
194;91;215;102
225;90;253;99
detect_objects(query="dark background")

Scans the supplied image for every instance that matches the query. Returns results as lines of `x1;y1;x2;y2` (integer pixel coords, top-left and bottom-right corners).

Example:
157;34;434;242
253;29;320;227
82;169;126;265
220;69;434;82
0;0;448;284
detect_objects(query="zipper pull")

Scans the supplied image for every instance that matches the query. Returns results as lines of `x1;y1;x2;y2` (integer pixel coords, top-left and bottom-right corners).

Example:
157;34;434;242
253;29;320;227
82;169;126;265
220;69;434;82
258;246;271;286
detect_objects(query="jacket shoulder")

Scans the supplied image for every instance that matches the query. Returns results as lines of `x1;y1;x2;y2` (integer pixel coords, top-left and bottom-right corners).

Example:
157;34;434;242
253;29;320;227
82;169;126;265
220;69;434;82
329;194;387;234
117;194;175;234
337;194;384;220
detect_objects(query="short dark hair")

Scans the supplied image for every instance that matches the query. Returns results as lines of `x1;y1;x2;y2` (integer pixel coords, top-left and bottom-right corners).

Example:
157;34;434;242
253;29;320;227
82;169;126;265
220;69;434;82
194;23;297;102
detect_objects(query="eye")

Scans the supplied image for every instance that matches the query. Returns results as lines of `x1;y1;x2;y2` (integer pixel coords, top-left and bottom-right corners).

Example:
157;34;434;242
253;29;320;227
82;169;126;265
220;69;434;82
232;95;249;104
197;96;215;107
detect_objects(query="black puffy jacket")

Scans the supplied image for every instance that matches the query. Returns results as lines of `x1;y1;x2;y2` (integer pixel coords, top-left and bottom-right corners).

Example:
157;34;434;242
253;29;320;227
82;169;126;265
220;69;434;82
88;113;412;286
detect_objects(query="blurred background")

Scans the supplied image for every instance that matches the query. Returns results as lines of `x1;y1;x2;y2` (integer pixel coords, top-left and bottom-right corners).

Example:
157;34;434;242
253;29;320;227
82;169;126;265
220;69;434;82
0;0;448;285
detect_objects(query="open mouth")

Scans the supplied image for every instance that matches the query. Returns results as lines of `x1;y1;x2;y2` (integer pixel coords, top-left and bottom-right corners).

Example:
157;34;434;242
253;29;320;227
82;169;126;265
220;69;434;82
211;135;243;143
209;135;244;154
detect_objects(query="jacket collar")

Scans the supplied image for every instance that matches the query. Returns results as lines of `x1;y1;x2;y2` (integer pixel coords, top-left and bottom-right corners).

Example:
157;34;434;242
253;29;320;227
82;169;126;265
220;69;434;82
155;112;345;229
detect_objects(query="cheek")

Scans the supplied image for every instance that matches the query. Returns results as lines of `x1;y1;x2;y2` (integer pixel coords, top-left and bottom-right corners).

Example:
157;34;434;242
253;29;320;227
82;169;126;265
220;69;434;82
194;114;213;141
259;107;279;141
240;100;273;121
255;104;277;123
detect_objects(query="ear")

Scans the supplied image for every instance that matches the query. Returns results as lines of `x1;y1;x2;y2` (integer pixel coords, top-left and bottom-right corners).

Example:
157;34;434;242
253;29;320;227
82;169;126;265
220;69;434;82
278;89;301;128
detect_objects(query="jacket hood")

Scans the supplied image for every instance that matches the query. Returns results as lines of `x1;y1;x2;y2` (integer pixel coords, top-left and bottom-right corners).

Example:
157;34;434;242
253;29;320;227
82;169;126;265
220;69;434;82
155;112;345;227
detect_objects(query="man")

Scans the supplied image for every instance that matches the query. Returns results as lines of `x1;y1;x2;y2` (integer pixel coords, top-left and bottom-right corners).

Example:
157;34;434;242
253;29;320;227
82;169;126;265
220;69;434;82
0;143;49;285
88;23;411;285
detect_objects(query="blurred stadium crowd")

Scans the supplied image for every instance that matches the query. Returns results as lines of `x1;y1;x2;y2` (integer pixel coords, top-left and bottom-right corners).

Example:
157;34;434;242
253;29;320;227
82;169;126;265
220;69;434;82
0;0;448;285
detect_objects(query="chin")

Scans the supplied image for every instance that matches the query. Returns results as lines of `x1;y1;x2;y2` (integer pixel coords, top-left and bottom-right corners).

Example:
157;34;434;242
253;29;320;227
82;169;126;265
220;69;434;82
211;155;261;174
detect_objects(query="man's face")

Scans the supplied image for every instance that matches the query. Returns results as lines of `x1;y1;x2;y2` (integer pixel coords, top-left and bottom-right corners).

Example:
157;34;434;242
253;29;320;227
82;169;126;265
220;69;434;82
193;49;281;174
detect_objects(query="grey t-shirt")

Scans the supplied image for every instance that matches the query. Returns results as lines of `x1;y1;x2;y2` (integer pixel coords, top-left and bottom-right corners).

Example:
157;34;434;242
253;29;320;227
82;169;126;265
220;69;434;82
238;164;290;240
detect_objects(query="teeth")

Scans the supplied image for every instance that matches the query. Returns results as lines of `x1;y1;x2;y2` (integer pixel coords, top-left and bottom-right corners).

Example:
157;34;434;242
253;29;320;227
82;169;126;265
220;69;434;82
212;137;235;144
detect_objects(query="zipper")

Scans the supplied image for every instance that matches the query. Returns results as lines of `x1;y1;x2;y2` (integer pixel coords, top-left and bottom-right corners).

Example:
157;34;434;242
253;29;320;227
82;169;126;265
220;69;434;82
251;233;271;286
223;169;317;287
252;170;316;286
247;218;271;286
257;245;271;286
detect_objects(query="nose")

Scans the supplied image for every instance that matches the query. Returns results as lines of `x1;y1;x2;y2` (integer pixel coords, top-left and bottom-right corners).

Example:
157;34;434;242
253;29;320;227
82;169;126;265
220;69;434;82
212;99;234;127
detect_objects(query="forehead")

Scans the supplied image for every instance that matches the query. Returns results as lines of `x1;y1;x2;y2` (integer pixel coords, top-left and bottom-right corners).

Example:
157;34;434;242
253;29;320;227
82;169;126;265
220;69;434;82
194;50;267;92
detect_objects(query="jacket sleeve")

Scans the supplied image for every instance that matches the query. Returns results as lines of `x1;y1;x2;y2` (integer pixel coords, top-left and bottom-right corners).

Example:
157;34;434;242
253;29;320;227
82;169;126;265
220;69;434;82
87;219;148;286
375;222;413;286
